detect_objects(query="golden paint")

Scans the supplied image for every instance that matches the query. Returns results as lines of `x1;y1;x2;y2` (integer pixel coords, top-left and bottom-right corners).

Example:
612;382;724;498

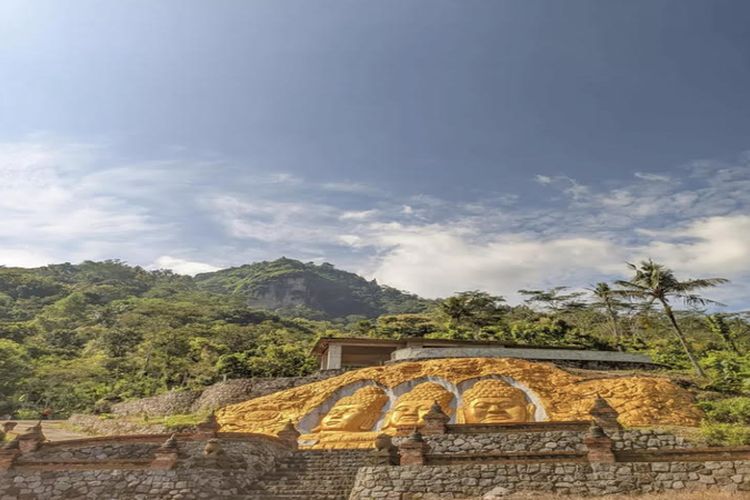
381;382;454;430
457;379;535;424
216;358;703;442
314;386;388;432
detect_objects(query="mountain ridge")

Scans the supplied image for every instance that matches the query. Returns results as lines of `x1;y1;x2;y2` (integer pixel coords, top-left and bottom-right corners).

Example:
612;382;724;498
0;257;432;320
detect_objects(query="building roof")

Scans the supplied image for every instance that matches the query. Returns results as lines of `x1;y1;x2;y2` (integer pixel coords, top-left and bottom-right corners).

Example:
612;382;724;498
310;336;600;357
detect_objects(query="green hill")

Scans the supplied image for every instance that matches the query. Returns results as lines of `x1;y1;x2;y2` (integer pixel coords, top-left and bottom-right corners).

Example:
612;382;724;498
194;257;432;319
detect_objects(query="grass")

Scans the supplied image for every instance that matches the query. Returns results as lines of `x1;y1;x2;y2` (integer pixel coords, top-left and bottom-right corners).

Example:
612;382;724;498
160;413;209;430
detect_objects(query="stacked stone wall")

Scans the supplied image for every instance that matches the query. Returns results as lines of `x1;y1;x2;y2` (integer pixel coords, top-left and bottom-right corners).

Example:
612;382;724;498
392;429;693;455
107;370;347;417
0;469;259;499
0;434;292;499
349;461;750;498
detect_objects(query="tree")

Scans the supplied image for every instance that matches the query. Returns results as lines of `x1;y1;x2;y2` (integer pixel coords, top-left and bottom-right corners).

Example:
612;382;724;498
439;291;506;333
706;314;740;354
376;314;438;339
614;260;728;377
518;286;586;313
587;282;629;350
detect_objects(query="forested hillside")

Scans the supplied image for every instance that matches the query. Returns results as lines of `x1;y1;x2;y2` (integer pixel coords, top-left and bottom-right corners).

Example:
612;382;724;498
193;257;432;318
0;258;748;443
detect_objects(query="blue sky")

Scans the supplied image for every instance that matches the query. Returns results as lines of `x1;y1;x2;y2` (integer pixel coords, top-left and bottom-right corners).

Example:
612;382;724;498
1;0;749;308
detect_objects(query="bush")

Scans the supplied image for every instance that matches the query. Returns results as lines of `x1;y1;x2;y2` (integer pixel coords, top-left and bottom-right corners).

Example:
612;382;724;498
161;413;208;430
700;421;750;446
698;397;750;425
14;408;40;420
699;352;750;394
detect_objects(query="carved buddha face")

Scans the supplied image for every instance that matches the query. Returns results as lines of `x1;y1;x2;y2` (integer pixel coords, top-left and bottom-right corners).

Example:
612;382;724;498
384;382;454;428
316;386;388;432
460;380;535;424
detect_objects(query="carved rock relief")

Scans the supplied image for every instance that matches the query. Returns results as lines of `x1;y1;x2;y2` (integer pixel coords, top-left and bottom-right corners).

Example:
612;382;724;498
216;358;703;440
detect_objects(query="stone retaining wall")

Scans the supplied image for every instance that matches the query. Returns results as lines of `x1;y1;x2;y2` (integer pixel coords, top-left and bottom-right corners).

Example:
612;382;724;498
108;370;347;417
0;433;292;499
392;429;692;455
349;461;750;498
0;469;259;499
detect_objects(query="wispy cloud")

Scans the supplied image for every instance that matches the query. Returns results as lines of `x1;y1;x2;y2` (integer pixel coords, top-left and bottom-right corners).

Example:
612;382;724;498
634;171;671;182
1;137;749;309
150;255;221;275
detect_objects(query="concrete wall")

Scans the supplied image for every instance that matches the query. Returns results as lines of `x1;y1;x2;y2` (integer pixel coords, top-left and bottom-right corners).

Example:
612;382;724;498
350;461;750;498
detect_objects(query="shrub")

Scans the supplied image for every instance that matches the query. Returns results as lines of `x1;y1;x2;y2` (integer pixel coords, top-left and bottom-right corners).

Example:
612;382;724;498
700;421;750;446
698;397;750;425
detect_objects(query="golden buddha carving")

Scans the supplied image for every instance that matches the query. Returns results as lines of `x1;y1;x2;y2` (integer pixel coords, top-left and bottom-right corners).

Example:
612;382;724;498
314;386;388;433
217;357;704;446
382;382;454;429
458;379;536;424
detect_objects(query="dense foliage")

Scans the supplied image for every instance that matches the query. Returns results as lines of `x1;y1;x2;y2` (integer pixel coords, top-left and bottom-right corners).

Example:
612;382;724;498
0;258;748;424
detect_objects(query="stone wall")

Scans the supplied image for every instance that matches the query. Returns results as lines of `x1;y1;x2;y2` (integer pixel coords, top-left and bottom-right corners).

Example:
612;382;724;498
0;434;292;500
68;414;173;436
109;390;201;417
349;461;750;498
392;429;693;455
0;469;260;499
108;370;347;417
611;429;691;450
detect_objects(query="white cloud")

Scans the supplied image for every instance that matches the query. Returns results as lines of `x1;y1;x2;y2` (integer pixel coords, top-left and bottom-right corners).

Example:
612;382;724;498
640;215;750;276
320;181;378;194
0;248;59;268
1;137;748;309
364;223;621;299
339;209;378;220
150;256;222;275
0;140;162;249
635;172;671;182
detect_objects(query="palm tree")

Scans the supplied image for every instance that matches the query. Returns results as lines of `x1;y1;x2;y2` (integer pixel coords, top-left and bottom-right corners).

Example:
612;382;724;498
705;313;740;354
518;286;586;313
614;259;728;377
587;282;628;350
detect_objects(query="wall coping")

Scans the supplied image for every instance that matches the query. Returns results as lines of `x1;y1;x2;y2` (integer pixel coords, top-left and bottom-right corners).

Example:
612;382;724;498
446;420;591;434
616;446;750;462
12;459;152;471
390;346;655;364
427;450;587;465
35;431;287;449
418;445;750;466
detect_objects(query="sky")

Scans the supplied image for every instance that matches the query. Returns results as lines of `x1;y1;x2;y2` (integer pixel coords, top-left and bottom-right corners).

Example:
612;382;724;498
1;0;750;308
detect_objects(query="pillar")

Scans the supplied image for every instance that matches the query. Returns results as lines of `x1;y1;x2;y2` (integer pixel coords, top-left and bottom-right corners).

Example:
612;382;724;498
0;440;20;470
325;344;342;370
398;430;429;466
150;434;179;470
584;424;616;464
421;401;450;435
277;421;300;449
589;396;622;430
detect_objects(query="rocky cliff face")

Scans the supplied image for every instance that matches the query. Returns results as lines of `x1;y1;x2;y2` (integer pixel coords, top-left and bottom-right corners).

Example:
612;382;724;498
195;257;431;319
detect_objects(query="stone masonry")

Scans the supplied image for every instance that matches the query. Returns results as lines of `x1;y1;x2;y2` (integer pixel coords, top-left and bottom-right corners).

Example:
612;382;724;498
392;428;692;455
107;370;347;417
349;461;750;498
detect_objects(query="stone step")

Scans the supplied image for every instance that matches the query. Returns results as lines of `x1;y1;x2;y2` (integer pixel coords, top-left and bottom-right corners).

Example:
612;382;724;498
243;449;369;500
